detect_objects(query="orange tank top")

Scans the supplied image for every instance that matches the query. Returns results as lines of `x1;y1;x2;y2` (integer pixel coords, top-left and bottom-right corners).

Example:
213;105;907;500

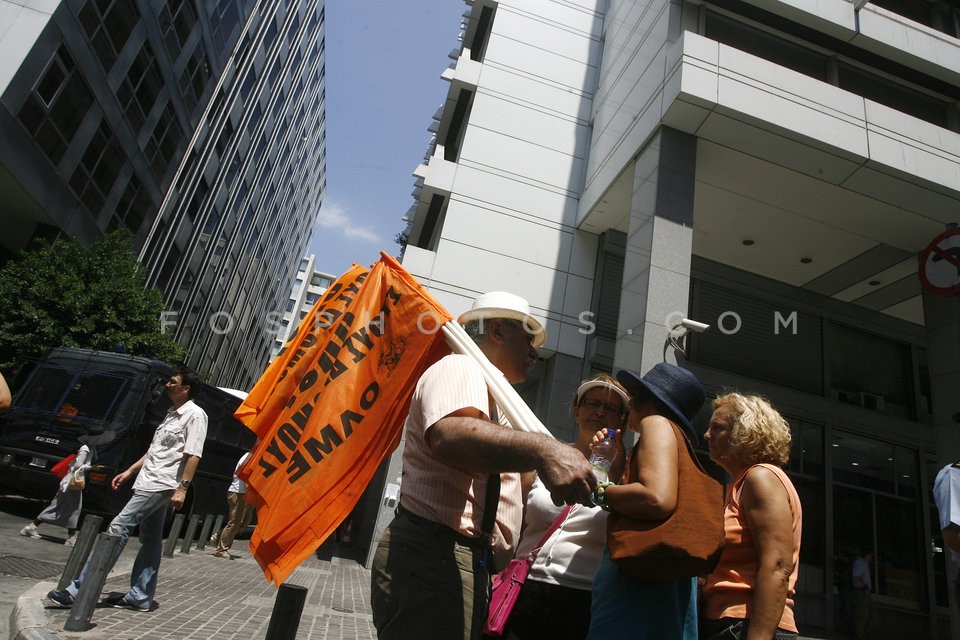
702;463;802;633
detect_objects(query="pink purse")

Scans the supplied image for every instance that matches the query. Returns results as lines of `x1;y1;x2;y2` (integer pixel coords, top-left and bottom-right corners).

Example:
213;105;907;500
484;505;572;637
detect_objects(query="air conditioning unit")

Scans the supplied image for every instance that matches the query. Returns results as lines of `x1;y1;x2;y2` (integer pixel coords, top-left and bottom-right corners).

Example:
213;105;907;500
859;392;885;412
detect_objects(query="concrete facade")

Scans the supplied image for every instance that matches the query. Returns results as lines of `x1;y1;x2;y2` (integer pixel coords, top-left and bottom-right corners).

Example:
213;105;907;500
391;0;960;638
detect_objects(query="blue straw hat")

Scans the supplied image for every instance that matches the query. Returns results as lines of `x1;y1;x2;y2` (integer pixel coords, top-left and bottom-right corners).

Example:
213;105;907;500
616;363;706;445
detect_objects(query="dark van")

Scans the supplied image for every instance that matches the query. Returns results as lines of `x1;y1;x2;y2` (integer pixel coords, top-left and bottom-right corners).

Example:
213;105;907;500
0;347;255;522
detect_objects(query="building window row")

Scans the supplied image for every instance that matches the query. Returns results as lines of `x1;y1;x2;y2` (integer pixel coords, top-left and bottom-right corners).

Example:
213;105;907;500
691;278;931;420
872;0;960;40
703;7;960;132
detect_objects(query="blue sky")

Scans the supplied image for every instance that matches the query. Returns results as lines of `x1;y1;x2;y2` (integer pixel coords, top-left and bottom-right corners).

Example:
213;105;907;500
305;1;468;278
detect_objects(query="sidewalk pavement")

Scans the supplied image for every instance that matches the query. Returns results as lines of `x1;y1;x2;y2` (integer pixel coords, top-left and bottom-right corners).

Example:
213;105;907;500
10;539;376;640
10;537;849;640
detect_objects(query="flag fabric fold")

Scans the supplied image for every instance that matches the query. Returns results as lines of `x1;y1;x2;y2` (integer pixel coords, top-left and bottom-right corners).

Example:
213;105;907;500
235;252;452;584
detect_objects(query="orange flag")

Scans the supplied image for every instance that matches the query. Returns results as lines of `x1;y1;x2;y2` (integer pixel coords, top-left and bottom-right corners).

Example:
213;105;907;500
234;253;452;584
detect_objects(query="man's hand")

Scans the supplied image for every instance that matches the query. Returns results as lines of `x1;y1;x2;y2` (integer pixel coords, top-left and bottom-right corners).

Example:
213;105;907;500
170;487;187;510
111;470;131;491
536;440;597;507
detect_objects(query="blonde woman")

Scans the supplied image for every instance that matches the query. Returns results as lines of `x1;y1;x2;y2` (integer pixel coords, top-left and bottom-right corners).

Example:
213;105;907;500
701;393;803;640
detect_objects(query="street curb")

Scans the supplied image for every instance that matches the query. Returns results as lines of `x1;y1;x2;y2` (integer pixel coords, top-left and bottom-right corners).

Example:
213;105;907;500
9;551;137;640
10;582;63;640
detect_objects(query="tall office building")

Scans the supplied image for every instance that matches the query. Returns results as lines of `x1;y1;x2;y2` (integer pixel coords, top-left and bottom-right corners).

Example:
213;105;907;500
0;0;326;389
393;0;960;636
269;253;335;360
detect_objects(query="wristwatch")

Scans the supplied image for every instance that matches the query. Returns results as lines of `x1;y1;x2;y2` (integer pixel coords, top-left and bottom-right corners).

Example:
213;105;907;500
178;479;191;489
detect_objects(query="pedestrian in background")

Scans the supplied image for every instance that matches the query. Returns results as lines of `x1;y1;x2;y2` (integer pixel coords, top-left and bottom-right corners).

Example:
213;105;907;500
498;373;630;640
851;549;875;640
700;393;803;640
587;363;707;640
20;438;99;546
212;451;253;558
47;366;207;612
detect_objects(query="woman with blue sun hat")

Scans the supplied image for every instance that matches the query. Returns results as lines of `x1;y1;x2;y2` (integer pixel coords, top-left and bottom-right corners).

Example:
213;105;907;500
587;362;708;640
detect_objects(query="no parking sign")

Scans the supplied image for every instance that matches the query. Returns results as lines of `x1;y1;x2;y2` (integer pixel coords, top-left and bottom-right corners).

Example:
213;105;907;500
919;227;960;296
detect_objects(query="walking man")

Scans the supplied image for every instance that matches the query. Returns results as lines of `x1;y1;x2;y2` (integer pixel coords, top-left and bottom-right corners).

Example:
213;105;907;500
212;451;253;558
370;291;597;640
47;366;207;611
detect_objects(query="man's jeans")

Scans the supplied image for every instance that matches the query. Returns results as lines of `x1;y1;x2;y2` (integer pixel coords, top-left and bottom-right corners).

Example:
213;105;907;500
68;489;173;606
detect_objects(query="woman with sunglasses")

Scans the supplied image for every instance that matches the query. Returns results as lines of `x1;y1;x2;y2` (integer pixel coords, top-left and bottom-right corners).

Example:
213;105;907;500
491;374;629;640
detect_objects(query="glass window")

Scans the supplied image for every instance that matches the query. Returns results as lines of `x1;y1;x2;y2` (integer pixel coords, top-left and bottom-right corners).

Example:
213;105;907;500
832;432;895;493
77;0;140;72
833;432;923;605
113;174;153;235
69;121;126;216
786;418;824;576
210;0;242;56
143;103;183;180
704;11;829;82
18;47;93;166
828;322;914;418
928;454;950;608
838;62;948;128
117;44;162;133
178;44;211;114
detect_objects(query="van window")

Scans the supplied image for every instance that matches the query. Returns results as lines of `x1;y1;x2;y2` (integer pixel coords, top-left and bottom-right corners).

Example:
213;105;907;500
17;364;132;426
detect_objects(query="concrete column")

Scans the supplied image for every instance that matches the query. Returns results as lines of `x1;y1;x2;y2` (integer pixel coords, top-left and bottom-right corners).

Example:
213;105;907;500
924;292;960;463
614;127;697;375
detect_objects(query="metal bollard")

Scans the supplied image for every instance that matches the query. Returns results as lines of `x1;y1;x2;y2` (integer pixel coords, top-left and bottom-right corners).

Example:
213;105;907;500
162;513;185;558
180;514;200;554
64;533;124;631
57;514;103;591
211;514;224;541
197;513;216;550
264;583;308;640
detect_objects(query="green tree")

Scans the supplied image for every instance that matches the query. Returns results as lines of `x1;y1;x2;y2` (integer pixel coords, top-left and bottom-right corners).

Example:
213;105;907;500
0;231;186;373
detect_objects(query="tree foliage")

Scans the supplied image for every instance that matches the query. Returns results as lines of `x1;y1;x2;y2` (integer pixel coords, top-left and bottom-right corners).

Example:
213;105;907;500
0;231;186;374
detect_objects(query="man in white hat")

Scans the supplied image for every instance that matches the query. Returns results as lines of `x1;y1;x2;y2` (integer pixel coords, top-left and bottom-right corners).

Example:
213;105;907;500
371;291;596;640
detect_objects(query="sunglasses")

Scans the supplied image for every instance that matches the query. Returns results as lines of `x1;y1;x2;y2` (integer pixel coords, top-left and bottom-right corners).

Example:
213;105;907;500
580;398;624;414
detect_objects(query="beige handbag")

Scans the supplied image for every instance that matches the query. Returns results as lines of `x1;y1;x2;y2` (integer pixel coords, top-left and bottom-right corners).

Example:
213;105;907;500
67;471;86;491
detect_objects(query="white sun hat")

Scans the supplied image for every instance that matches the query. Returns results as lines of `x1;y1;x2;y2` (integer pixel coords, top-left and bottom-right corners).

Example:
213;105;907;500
575;379;630;412
457;291;546;348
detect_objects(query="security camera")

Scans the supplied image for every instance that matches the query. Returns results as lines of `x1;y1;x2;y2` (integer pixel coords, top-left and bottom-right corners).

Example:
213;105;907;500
680;318;709;334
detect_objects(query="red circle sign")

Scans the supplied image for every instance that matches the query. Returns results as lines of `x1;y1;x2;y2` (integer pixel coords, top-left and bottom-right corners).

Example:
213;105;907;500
919;227;960;296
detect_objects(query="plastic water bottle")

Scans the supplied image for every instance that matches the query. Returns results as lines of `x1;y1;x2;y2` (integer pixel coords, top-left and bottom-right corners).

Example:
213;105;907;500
589;428;616;483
